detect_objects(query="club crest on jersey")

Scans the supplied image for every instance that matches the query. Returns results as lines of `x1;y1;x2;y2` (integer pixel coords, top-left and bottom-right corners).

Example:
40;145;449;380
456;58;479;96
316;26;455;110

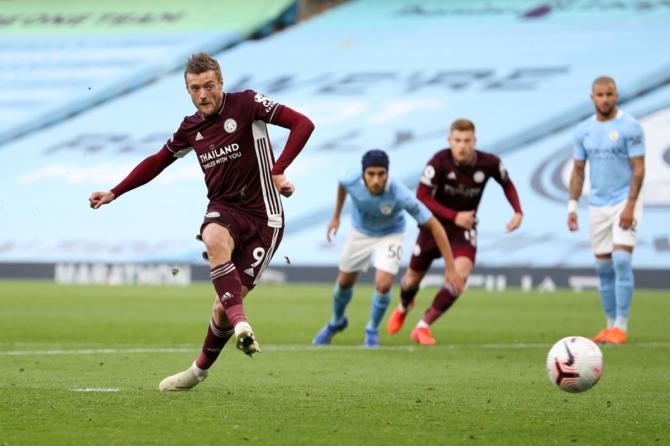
473;170;485;183
609;131;619;141
224;118;237;133
380;203;392;215
254;93;276;112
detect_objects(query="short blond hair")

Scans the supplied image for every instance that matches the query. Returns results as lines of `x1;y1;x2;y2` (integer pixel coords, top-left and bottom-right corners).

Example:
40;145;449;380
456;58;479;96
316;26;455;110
184;52;222;81
450;118;475;133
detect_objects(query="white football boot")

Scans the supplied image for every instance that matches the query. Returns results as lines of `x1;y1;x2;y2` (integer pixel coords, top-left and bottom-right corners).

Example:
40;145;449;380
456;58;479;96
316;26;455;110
234;322;260;357
158;363;208;391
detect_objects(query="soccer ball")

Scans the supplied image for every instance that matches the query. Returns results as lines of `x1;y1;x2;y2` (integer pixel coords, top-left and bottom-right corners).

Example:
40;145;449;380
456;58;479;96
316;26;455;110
546;336;603;393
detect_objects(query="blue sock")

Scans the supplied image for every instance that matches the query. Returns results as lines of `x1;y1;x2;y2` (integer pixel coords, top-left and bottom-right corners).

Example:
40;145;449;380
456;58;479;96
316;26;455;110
330;284;353;326
612;250;634;323
595;258;616;326
366;290;391;332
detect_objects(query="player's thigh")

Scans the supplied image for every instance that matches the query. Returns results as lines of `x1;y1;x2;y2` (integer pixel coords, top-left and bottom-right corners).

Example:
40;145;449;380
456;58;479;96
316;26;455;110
339;228;376;273
455;256;473;279
589;205;616;255
372;232;404;275
233;220;283;290
409;229;440;273
612;199;643;249
447;226;477;265
374;269;395;293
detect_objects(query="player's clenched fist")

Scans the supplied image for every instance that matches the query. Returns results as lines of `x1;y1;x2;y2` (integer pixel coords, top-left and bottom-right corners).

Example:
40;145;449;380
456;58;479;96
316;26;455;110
89;191;115;209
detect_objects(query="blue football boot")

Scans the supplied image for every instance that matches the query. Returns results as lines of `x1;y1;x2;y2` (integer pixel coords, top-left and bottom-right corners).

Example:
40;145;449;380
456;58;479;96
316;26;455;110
363;329;380;348
312;317;348;345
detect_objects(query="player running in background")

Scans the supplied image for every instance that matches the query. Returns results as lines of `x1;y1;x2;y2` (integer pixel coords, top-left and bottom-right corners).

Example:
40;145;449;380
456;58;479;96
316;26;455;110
568;76;645;345
312;150;464;347
387;119;523;345
89;53;314;390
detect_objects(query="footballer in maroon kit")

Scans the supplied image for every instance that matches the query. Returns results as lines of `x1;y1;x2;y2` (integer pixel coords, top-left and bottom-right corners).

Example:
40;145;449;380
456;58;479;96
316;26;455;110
89;53;314;390
386;119;523;345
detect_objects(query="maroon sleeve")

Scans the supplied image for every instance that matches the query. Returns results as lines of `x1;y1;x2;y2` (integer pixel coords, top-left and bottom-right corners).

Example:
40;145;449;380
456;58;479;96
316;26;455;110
488;154;522;214
502;179;523;214
245;90;285;124
110;147;177;198
270;106;315;175
417;183;458;221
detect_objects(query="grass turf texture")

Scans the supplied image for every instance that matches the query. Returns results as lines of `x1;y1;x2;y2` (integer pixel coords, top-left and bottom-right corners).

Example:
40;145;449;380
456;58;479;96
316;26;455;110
1;280;668;445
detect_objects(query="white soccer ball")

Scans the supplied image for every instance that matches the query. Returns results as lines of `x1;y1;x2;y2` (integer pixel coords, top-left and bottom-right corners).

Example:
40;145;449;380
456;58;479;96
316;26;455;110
546;336;603;393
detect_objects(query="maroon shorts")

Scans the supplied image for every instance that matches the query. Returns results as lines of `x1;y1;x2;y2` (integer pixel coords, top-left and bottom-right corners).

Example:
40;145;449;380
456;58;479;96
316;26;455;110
408;225;477;273
200;203;284;289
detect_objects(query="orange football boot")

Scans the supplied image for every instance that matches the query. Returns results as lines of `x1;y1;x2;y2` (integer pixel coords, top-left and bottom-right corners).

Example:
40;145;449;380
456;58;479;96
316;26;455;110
592;328;611;344
411;326;436;345
387;303;413;334
604;327;627;345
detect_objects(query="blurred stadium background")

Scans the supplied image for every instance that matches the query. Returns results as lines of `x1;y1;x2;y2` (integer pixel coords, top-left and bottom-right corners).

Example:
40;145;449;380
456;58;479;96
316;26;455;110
1;0;669;289
2;2;670;445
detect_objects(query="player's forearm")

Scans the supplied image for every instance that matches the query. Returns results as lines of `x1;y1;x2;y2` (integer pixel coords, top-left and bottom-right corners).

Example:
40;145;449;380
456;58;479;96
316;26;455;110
628;158;645;203
425;217;456;270
502;180;522;214
111;148;174;198
417;184;458;221
332;185;347;219
271;107;315;175
568;165;585;201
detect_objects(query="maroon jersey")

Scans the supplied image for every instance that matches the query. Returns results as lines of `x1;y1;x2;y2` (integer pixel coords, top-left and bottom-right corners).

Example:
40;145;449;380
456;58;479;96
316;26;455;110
419;149;513;226
165;90;285;228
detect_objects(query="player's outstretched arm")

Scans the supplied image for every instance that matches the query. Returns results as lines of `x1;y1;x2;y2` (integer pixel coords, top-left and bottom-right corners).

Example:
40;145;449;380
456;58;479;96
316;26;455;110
423;216;464;294
567;159;586;232
499;180;523;232
89;147;176;210
326;184;347;242
619;155;645;229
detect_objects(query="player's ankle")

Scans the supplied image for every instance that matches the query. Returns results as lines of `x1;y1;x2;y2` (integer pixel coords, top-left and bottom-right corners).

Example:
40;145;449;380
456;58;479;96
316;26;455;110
191;361;208;379
234;321;252;336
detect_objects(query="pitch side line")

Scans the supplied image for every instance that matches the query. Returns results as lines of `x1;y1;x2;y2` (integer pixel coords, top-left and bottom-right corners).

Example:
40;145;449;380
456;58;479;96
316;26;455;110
1;342;669;356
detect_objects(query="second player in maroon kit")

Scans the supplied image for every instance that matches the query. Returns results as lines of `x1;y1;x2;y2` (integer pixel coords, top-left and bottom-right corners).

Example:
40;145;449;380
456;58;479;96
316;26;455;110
89;53;314;390
387;119;523;345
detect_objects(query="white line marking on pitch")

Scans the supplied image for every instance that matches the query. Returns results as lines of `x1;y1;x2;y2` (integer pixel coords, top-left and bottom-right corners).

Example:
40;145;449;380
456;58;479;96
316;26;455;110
1;342;668;356
70;388;120;392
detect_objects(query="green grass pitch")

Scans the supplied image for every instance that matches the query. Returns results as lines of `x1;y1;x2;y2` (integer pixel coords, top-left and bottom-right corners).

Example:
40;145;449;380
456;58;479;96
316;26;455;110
1;280;668;445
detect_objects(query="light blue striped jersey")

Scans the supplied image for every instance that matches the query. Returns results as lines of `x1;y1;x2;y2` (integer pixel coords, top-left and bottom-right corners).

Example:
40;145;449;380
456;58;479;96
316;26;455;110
340;170;432;236
573;110;645;207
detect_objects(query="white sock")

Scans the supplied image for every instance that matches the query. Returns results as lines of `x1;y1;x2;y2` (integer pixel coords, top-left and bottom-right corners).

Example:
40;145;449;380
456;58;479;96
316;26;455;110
416;320;429;329
191;361;208;378
607;318;615;329
614;316;628;332
234;321;252;336
398;303;408;314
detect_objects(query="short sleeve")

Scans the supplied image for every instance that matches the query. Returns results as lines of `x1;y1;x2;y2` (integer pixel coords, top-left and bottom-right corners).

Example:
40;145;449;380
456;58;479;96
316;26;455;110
573;128;587;161
626;121;645;157
397;181;432;225
338;169;361;192
164;120;193;159
243;89;284;124
419;154;441;188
